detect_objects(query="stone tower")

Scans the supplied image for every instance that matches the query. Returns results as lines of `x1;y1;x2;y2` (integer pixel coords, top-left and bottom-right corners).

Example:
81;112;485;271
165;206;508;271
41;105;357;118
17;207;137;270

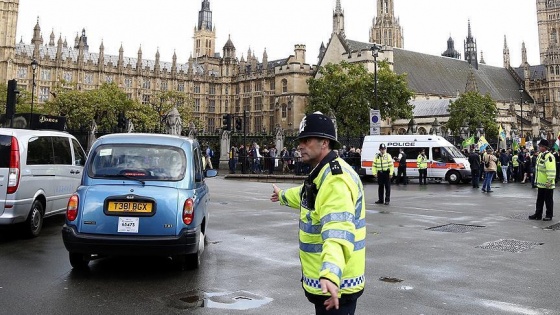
370;0;404;48
333;0;344;35
0;0;19;82
536;0;560;64
442;36;461;59
193;0;216;58
464;20;478;70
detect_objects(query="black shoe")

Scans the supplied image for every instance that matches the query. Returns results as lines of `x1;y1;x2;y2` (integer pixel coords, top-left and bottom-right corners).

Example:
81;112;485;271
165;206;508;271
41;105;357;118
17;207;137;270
481;189;486;192
528;214;542;220
374;200;384;204
384;201;390;205
487;190;493;193
543;217;552;221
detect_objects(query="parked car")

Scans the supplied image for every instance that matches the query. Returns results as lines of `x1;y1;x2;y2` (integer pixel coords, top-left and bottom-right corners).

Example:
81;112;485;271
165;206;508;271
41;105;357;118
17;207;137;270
0;128;86;237
62;133;217;270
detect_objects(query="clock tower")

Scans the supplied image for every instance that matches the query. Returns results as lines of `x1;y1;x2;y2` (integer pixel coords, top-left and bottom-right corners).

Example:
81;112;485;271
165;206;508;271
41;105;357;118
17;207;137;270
0;0;19;82
193;0;216;58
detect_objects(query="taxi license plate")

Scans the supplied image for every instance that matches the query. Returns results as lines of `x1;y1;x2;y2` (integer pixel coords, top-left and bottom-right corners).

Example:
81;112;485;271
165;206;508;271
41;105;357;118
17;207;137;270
108;201;152;213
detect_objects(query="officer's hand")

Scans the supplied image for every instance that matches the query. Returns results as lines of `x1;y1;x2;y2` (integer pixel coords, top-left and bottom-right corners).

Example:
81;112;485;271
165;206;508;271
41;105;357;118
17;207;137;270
270;184;281;202
546;182;552;188
320;278;339;311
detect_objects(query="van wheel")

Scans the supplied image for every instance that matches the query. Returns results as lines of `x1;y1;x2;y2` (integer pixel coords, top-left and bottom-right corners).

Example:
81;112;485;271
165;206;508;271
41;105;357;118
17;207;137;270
447;171;461;184
69;252;91;269
24;200;44;238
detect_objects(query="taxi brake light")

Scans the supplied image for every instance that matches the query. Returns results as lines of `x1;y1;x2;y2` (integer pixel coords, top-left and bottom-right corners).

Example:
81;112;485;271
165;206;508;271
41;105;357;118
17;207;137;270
66;194;79;221
183;198;194;225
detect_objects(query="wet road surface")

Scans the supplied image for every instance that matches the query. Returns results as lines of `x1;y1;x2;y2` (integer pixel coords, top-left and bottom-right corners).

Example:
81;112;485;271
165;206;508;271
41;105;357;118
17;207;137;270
1;178;559;314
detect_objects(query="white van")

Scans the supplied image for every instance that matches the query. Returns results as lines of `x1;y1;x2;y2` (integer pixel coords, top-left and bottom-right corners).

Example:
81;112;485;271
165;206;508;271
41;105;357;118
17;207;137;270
360;135;471;184
0;128;86;237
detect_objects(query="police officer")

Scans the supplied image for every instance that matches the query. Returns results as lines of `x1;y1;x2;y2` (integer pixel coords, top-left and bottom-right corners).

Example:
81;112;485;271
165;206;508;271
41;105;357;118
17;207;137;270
529;139;556;221
417;149;428;185
372;143;394;205
396;148;408;185
270;112;366;314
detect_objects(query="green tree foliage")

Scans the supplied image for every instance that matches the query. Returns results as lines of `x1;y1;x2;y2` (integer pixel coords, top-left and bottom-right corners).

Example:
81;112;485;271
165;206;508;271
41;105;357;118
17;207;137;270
307;61;414;136
148;90;197;131
446;91;499;138
0;82;32;116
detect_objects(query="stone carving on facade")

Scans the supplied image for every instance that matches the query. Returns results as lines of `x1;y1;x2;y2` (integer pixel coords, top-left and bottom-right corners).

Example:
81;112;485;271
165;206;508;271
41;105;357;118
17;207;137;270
126;120;134;133
187;122;197;138
165;107;182;135
88;119;97;150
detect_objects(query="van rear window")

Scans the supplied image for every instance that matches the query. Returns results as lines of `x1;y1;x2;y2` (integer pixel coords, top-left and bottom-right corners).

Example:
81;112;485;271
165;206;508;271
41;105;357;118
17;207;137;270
0;135;12;168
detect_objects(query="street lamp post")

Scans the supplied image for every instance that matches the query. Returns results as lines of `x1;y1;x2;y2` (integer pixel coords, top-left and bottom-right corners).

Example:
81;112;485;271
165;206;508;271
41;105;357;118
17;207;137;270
519;84;524;138
29;59;38;129
370;44;382;110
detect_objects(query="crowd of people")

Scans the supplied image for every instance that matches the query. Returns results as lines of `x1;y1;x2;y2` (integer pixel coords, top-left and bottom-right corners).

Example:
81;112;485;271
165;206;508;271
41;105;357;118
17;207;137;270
226;143;362;175
465;145;560;189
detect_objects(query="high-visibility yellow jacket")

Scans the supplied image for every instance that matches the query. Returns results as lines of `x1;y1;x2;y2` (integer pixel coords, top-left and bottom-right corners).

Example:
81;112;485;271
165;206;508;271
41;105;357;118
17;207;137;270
372;153;394;174
512;155;519;167
535;151;556;189
417;154;428;169
279;157;366;296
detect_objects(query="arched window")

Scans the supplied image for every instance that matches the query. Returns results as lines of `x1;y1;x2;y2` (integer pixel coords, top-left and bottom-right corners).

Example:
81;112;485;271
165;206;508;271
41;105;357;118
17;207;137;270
556;65;559;75
418;127;427;135
281;79;288;93
281;103;288;118
398;128;406;135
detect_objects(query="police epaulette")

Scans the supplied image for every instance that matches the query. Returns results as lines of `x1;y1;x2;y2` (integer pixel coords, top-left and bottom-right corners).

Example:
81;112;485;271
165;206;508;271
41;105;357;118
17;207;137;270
330;160;343;175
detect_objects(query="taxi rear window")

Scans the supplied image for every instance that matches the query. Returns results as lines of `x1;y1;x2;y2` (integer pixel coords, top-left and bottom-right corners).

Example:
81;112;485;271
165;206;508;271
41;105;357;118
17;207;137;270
0;135;12;168
89;144;186;181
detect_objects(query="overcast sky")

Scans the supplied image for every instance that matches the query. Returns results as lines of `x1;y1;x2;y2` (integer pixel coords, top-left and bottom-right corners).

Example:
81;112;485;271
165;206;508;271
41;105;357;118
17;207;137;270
16;0;539;68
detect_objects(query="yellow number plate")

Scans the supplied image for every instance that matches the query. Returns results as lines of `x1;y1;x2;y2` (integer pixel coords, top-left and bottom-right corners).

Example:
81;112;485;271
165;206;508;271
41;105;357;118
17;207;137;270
108;201;153;213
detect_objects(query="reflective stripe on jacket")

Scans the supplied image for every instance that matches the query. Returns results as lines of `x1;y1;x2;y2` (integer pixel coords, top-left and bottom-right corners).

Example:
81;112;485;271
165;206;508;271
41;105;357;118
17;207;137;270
417;154;428;169
372;153;394;174
279;157;366;296
535;151;556;189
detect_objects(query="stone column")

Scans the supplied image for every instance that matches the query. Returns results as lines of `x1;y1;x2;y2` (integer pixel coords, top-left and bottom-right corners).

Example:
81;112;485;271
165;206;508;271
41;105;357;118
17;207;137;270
219;130;232;170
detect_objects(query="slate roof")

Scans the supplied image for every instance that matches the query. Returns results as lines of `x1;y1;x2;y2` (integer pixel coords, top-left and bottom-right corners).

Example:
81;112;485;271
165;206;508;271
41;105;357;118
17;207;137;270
393;48;530;103
17;43;289;76
514;65;547;81
410;98;454;117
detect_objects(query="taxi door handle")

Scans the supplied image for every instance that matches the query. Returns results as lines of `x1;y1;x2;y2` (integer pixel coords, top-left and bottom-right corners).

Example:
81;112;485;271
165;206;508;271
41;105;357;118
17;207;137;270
70;170;81;174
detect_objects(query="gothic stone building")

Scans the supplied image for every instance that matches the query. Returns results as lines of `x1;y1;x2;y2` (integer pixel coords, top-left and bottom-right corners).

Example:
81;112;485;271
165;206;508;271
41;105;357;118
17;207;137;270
0;0;314;134
321;0;560;143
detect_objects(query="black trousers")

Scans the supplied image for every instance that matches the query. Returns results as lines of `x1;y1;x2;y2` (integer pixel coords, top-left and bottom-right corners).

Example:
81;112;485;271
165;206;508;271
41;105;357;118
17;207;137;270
471;169;479;187
378;171;391;202
306;290;362;315
397;166;407;184
418;168;427;184
535;188;554;218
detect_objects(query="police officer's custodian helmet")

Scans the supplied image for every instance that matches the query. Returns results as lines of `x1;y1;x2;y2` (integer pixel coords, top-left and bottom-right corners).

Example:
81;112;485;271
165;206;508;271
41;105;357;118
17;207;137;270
297;112;341;149
379;143;386;150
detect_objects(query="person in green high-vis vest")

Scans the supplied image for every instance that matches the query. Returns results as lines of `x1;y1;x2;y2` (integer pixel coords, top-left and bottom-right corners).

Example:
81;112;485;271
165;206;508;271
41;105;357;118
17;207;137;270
417;149;428;185
529;139;556;221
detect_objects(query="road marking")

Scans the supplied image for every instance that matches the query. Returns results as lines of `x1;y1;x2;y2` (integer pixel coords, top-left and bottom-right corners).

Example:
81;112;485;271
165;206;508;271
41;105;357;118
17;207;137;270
481;299;552;315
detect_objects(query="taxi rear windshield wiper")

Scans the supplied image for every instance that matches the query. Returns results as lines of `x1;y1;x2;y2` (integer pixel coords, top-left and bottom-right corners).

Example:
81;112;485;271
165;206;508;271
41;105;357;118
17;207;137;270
98;174;146;185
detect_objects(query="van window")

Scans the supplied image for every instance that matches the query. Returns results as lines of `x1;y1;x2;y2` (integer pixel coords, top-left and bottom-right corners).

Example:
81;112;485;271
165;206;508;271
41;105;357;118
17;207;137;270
27;137;53;165
71;139;86;166
402;147;430;160
0;135;11;168
52;137;73;165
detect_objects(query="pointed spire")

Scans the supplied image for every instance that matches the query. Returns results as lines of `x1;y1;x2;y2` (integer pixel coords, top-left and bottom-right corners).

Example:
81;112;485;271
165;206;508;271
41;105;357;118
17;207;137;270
335;0;342;13
503;35;511;68
467;19;472;38
63;37;68;48
119;43;124;53
99;39;104;51
480;51;485;64
465;67;479;93
521;41;528;65
49;29;55;46
503;35;508;49
155;47;160;60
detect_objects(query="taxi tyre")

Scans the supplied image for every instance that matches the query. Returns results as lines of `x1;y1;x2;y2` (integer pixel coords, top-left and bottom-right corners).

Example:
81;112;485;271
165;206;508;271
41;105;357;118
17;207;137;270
69;252;91;269
446;170;461;185
23;200;44;238
174;230;204;271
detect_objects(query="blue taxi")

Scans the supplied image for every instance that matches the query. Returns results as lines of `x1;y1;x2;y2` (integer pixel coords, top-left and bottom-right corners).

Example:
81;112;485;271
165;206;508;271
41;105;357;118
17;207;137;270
62;133;217;270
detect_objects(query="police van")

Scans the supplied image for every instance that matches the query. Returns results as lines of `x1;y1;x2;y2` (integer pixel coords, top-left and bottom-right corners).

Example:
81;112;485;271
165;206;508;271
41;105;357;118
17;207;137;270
360;135;471;184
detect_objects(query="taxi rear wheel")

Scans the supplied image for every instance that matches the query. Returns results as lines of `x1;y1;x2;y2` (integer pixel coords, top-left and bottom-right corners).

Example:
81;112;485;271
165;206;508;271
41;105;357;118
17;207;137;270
175;231;205;270
69;252;91;269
